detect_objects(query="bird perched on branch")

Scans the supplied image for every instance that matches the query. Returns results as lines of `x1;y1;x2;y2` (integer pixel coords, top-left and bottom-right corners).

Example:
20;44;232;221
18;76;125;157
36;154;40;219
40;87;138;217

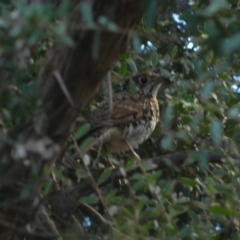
75;72;162;158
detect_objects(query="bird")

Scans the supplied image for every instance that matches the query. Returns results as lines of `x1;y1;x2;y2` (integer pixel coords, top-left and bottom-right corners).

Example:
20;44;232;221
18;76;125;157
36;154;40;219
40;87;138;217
75;72;162;159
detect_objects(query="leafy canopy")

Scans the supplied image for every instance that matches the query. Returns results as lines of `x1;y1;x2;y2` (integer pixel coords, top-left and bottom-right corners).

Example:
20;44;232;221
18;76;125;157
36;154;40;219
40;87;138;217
1;0;240;239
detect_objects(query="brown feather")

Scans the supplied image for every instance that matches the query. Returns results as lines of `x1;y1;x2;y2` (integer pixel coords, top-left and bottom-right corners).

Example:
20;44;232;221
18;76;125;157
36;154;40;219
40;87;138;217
76;73;162;154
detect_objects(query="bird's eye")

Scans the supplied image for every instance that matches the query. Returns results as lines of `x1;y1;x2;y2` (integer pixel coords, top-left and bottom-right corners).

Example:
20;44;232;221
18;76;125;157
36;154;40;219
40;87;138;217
139;76;148;84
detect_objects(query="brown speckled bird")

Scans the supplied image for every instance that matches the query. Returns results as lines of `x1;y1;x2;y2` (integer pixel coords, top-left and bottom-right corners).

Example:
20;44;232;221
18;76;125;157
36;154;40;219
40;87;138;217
77;73;162;155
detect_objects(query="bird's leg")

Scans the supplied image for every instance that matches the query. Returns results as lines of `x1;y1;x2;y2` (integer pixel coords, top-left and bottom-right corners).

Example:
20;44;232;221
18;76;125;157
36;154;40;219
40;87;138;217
103;145;116;169
125;141;142;162
107;154;116;169
92;140;103;167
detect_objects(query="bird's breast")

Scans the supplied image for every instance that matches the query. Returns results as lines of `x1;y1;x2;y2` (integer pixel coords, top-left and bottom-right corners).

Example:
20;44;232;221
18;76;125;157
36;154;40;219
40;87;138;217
97;97;159;153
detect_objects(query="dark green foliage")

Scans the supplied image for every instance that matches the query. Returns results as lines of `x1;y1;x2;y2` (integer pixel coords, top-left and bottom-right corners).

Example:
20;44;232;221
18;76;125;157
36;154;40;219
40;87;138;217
2;0;240;239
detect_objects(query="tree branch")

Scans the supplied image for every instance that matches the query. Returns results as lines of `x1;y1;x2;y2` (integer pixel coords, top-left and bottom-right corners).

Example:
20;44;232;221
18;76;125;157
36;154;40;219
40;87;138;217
49;150;236;227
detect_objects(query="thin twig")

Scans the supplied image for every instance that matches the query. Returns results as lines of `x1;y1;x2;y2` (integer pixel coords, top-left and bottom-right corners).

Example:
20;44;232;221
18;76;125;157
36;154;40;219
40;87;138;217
0;217;60;239
53;71;75;107
71;136;113;221
125;140;141;162
106;71;113;113
78;202;109;227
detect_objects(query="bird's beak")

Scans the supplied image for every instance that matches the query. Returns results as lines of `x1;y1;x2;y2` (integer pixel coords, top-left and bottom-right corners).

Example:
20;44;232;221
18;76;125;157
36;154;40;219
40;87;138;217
149;72;163;83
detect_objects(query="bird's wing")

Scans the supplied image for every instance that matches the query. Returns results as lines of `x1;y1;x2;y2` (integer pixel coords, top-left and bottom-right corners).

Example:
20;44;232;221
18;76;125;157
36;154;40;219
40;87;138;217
75;93;153;156
88;92;152;127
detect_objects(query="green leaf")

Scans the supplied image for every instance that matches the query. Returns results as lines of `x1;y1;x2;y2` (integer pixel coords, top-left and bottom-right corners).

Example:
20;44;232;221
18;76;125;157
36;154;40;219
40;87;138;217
132;173;144;180
106;189;117;202
119;53;131;61
136;195;151;205
125;158;136;170
161;135;173;150
76;168;89;179
163;104;174;126
129;79;137;94
150;51;158;67
179;226;191;238
80;195;99;204
228;106;240;119
83;154;91;166
145;0;158;28
42;180;52;195
75;123;90;139
201;82;216;99
198;151;209;170
203;0;228;16
132;34;141;53
232;232;240;240
122;207;133;217
149;171;162;181
188;210;199;221
222;33;240;53
142;207;159;218
98;16;108;26
80;2;93;25
118;62;127;76
179;177;197;187
80;137;95;151
182;58;194;72
141;160;157;171
163;54;170;64
55;24;74;46
108;205;119;216
170;45;178;60
97;168;112;185
127;59;138;73
210;119;222;145
160;68;171;78
132;180;145;191
191;201;207;210
210;205;234;216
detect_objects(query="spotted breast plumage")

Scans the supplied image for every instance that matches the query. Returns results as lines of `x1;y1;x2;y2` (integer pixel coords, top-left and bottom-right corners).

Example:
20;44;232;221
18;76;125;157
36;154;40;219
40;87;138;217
77;73;162;154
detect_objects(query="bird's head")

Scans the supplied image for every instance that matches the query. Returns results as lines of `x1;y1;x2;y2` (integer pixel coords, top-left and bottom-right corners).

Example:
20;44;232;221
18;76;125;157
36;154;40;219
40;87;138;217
123;72;162;98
